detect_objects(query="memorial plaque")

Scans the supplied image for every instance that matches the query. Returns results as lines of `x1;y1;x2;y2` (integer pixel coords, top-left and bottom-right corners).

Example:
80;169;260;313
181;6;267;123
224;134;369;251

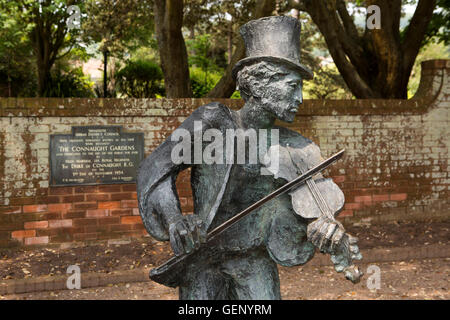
50;126;144;186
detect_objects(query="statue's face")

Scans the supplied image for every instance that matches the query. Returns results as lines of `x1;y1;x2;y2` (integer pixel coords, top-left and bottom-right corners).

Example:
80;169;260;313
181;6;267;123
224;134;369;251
260;68;303;123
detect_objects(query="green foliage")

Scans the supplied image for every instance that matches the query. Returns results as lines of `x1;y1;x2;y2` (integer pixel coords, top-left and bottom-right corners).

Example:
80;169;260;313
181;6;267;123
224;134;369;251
187;34;223;76
187;33;225;98
407;41;450;98
83;0;154;58
44;67;95;98
189;67;221;98
230;91;241;99
0;0;88;96
297;12;352;99
304;64;353;99
0;13;36;96
115;59;165;98
424;0;450;45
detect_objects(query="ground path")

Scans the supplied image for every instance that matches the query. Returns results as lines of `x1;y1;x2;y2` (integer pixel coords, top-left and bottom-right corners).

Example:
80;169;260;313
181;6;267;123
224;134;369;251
2;258;448;300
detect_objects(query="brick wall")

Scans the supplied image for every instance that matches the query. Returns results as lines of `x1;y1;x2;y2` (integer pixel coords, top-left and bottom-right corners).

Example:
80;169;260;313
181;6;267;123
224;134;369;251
0;59;448;248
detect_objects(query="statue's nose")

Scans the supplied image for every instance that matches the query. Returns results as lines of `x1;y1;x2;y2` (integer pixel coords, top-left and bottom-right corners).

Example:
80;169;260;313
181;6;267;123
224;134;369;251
294;88;303;104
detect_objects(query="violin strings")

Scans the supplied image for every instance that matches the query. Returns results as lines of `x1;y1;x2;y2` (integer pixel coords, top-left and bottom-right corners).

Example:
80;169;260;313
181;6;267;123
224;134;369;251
286;147;334;220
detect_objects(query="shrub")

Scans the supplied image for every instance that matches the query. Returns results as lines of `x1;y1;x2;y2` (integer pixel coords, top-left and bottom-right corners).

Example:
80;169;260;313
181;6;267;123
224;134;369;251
115;59;165;98
44;67;95;98
189;67;221;98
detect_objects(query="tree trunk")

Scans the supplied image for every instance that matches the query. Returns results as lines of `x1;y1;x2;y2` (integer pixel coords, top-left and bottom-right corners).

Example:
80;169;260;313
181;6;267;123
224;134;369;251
227;20;233;65
34;23;52;97
31;4;70;97
154;0;192;98
207;0;276;98
103;50;108;98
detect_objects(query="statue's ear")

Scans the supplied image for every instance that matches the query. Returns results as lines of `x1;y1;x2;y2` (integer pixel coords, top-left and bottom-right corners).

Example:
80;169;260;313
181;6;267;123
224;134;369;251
248;79;264;99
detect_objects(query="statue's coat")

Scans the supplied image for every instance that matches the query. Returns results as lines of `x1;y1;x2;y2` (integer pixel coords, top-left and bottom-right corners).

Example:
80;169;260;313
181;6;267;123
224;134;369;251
137;102;318;268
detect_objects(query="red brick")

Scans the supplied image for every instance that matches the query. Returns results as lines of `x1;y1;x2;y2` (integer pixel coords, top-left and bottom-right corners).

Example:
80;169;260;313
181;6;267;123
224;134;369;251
121;216;142;224
86;209;109;217
373;194;390;202
121;184;137;192
49;187;74;195
85;225;109;233
9;197;35;206
73;233;98;241
98;201;121;209
338;210;353;217
74;186;98;194
39;196;61;204
36;188;48;196
98;217;121;225
36;228;64;237
390;193;407;201
98;185;121;193
0;206;21;214
86;194;110;201
110;193;134;201
73;218;98;227
23;205;47;213
121;200;138;208
132;208;140;216
73;202;97;210
24;221;48;229
63;211;86;219
110;209;133;216
12;230;36;239
131;224;145;230
332;175;346;183
48;203;72;213
60;195;84;203
354;195;372;202
24;236;49;245
345;203;361;210
110;224;132;232
48;219;72;228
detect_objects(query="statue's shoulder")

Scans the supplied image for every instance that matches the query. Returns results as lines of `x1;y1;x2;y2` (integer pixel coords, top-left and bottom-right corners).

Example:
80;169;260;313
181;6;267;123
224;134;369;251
274;125;322;162
274;125;316;148
190;102;234;125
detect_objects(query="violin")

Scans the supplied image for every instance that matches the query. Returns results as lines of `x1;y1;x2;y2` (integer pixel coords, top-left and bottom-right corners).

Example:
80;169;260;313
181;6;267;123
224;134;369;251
264;144;363;283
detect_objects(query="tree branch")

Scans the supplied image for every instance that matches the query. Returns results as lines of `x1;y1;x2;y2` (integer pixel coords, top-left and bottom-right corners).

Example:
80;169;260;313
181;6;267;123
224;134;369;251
55;43;75;60
402;0;437;74
301;1;376;98
207;0;277;98
336;0;359;40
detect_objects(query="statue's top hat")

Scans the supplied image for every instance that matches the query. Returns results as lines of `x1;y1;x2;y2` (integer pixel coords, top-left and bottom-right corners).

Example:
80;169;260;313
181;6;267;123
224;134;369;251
232;16;313;80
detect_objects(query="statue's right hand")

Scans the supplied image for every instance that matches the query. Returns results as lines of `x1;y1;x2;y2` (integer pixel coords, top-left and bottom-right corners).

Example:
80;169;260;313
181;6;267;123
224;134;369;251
168;215;206;256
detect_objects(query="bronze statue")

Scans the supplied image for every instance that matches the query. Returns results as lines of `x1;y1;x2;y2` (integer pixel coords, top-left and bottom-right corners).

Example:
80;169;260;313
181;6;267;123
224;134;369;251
137;16;362;300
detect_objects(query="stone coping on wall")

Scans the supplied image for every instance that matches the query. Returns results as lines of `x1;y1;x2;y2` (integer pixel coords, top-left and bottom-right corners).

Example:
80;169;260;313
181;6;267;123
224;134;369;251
0;59;448;118
0;96;438;117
